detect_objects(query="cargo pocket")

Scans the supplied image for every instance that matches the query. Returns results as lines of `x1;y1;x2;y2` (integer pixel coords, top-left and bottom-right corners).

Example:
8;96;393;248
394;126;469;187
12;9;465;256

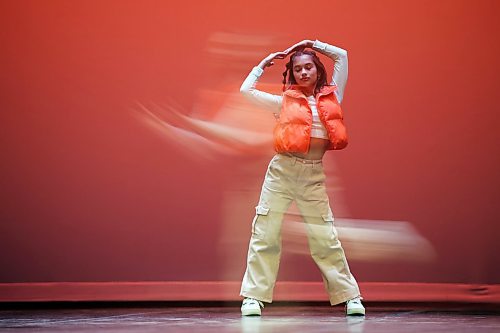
321;211;335;223
251;205;270;240
321;211;337;239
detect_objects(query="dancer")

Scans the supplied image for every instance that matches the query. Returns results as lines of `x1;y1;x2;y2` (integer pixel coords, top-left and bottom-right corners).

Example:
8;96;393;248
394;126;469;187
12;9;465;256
239;39;365;316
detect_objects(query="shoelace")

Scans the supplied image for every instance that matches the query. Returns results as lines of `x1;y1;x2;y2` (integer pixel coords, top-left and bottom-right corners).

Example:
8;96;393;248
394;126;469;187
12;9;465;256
244;298;264;308
347;297;362;305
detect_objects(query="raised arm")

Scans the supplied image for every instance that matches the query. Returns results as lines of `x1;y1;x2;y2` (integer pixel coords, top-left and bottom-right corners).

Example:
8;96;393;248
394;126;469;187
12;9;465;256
240;52;286;114
284;39;349;104
312;40;348;104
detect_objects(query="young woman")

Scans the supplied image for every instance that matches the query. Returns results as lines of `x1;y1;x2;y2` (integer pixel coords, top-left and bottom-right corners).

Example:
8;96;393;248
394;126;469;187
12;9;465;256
239;39;365;316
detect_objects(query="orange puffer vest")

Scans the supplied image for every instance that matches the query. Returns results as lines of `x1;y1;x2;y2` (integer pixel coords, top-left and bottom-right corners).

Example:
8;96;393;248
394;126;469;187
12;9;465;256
273;85;348;153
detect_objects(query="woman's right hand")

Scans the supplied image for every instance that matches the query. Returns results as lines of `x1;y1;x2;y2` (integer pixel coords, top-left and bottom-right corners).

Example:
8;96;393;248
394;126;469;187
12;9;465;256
258;51;287;69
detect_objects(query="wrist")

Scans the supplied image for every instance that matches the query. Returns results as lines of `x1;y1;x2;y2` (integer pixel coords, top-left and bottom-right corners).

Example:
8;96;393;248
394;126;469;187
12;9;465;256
252;66;264;76
312;40;327;51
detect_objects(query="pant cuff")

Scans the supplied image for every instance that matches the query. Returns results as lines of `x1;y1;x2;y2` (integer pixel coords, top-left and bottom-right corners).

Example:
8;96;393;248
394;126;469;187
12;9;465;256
329;289;361;306
240;291;272;304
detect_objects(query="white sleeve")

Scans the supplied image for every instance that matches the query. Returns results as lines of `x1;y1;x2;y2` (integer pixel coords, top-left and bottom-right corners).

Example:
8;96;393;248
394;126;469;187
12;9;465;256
313;40;348;104
240;66;282;114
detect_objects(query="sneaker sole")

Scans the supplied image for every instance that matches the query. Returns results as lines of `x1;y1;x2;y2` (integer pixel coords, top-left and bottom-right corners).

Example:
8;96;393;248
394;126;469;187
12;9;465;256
346;308;366;316
241;308;262;316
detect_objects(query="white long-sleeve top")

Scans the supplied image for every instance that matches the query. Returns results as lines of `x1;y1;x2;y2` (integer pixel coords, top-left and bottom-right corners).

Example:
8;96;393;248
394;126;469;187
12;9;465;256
239;40;348;139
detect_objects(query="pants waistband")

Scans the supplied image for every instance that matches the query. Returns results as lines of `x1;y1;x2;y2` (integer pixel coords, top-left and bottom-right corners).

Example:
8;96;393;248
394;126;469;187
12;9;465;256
279;153;323;165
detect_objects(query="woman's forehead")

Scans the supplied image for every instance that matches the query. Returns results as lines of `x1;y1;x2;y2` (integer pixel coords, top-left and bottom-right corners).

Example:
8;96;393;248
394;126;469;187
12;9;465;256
293;54;314;66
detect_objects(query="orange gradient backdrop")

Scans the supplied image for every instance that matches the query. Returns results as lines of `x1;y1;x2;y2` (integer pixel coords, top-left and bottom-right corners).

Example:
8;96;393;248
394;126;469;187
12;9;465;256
1;0;499;288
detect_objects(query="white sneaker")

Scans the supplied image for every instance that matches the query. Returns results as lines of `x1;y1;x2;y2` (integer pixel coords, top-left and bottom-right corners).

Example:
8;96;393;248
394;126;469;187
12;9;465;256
346;296;365;316
241;298;264;316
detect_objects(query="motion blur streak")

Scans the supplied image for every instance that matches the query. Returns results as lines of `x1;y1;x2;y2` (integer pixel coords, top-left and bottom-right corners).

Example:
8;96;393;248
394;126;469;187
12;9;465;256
133;32;435;286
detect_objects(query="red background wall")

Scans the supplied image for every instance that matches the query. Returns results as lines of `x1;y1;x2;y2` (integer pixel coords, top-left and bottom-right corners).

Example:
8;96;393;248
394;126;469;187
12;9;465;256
1;0;499;290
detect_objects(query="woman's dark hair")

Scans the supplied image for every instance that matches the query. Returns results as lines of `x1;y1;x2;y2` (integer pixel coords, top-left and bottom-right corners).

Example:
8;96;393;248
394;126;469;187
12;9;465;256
282;49;328;95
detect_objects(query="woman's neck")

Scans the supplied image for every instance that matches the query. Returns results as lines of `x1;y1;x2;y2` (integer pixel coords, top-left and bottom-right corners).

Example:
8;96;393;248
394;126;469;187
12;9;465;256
300;87;315;97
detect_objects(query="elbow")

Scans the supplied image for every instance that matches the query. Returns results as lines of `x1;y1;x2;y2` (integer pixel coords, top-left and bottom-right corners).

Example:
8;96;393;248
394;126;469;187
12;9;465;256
240;85;252;97
340;49;348;60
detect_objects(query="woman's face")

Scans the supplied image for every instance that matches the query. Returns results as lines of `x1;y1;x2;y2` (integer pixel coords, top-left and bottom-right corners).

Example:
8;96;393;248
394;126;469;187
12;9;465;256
292;54;318;91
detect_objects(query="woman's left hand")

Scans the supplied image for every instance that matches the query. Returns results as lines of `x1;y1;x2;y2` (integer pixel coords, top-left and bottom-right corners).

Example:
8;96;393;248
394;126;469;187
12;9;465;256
283;39;314;55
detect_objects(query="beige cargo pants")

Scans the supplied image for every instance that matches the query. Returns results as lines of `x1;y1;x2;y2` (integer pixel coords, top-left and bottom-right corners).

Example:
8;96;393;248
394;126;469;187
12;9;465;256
240;153;361;305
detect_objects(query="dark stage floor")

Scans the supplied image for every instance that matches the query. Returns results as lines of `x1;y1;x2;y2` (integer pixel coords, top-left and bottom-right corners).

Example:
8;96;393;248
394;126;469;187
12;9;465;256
0;303;499;332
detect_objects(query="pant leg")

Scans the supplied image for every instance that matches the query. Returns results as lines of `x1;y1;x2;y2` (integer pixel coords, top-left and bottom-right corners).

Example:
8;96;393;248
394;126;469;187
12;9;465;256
240;155;294;303
295;162;361;305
